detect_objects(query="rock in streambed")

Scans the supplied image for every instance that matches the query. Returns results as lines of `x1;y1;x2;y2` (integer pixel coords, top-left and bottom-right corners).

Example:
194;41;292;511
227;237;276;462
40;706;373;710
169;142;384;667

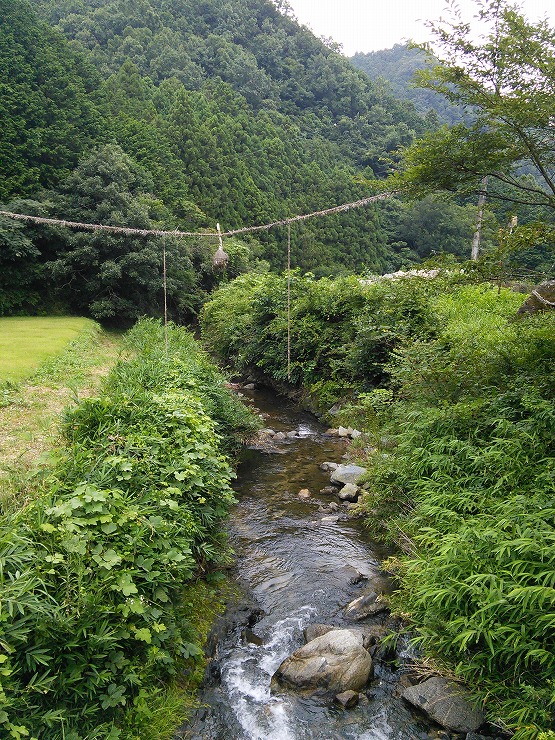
338;482;360;502
271;629;372;695
330;464;367;487
344;590;389;620
402;677;485;734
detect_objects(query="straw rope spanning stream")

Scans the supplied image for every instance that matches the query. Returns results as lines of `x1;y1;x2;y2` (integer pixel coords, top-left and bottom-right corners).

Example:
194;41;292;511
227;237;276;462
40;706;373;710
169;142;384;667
0;192;393;239
0;191;395;368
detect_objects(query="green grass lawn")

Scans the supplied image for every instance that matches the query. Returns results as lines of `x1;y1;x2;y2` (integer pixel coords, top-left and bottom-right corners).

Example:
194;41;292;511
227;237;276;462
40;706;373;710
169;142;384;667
0;318;121;513
0;316;98;382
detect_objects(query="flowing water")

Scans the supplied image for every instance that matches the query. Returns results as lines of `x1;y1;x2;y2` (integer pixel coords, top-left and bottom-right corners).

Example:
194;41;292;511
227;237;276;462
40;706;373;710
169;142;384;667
183;388;437;740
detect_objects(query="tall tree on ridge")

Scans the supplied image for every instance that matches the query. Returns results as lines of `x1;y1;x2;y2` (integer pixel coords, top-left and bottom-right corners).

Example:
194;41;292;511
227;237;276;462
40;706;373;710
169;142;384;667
392;1;555;220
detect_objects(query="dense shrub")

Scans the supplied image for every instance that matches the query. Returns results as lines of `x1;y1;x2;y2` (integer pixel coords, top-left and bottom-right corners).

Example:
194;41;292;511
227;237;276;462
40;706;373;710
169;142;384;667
0;319;257;739
202;271;366;388
200;270;462;402
361;294;555;737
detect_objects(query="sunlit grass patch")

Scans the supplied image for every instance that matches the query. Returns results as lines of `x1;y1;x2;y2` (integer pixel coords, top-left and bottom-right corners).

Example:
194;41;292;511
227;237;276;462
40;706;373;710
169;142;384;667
0;324;122;514
431;283;524;346
0;316;98;382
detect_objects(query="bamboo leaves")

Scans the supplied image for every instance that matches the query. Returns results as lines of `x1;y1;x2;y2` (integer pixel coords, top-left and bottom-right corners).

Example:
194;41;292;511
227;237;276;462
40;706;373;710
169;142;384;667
361;289;555;735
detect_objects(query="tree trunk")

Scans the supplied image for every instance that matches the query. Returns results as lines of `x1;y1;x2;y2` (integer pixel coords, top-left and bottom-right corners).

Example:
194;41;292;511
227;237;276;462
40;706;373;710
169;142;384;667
471;176;488;261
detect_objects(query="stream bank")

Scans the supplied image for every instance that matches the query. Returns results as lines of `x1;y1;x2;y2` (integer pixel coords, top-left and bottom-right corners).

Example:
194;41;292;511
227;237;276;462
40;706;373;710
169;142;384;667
178;385;496;740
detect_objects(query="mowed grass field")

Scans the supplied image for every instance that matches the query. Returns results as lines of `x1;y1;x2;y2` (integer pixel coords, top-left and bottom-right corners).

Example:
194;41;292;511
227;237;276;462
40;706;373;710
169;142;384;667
0;316;121;513
0;316;97;381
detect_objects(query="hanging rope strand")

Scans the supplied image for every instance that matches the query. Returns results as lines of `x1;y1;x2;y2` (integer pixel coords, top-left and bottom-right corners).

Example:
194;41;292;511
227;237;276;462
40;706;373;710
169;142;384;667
0;192;393;239
162;236;168;355
287;222;292;382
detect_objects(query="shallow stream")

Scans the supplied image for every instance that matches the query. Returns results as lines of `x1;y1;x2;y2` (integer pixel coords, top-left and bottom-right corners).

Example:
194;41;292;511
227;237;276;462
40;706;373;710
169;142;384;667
182;388;438;740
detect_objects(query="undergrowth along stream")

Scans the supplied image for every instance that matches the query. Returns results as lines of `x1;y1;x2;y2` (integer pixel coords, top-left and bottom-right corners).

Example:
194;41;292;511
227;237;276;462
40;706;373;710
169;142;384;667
0;319;259;740
201;272;555;738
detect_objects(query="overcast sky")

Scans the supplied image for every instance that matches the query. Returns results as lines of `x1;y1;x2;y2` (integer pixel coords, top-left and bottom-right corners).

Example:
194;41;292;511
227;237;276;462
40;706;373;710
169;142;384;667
286;0;554;56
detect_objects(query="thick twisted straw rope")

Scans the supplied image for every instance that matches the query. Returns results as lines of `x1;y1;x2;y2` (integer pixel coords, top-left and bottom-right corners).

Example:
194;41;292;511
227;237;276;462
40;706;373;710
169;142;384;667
0;192;393;239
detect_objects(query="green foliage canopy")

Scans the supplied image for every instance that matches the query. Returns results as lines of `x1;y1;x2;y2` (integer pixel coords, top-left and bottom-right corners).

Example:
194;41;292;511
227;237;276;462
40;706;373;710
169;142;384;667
392;1;555;212
46;144;209;323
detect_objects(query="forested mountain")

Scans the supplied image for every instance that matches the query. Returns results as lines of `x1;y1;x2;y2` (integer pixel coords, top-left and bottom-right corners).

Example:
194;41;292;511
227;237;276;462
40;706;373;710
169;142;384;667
351;44;463;125
0;0;104;201
3;0;494;323
31;0;426;236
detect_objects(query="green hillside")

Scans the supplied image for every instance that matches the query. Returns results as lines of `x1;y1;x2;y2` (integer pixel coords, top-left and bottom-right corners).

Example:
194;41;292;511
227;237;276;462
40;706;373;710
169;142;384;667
0;0;438;325
351;44;464;125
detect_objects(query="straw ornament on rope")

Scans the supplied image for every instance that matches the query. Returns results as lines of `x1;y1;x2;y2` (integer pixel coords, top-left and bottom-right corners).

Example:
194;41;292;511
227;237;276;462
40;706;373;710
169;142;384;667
212;223;229;269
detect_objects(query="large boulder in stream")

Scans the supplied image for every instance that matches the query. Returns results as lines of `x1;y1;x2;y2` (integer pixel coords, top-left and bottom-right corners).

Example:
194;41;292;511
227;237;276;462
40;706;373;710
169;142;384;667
304;623;383;651
271;629;372;695
402;677;485;733
330;464;367;487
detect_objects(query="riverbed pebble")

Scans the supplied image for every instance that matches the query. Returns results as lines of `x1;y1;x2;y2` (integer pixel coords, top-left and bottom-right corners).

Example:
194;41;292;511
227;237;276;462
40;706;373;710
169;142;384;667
345;591;389;620
324;428;362;440
360;623;390;644
298;488;311;500
335;690;360;708
338;483;360;502
242;628;264;646
346;503;363;518
336;564;365;584
394;673;422;697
